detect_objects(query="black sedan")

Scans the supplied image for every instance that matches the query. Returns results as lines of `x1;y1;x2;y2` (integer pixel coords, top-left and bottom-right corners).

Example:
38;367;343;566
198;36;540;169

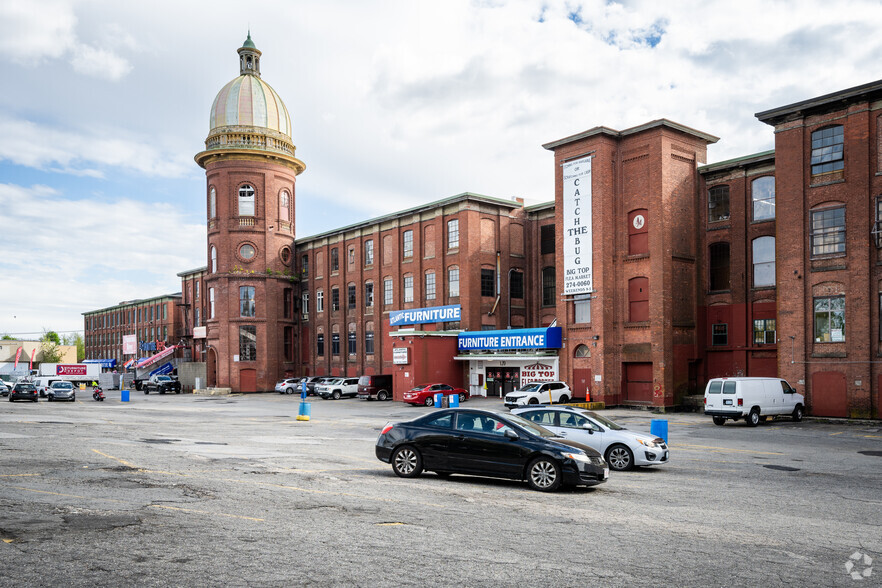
9;383;38;402
375;408;608;492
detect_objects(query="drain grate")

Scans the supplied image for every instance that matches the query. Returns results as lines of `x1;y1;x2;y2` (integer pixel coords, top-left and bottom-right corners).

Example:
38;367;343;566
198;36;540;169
763;465;800;472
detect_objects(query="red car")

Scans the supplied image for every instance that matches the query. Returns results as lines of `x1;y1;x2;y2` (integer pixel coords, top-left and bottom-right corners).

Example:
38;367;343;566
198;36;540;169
403;383;469;407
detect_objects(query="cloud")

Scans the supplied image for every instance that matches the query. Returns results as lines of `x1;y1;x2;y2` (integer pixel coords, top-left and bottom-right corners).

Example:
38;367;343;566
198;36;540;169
0;183;206;335
0;117;192;178
70;43;133;80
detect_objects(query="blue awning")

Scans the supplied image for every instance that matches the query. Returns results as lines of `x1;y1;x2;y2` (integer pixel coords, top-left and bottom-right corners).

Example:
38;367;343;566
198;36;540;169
458;327;563;351
148;362;174;377
83;359;117;369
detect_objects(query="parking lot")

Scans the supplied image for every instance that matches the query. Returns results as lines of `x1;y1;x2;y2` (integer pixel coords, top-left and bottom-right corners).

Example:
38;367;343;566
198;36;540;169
1;391;880;587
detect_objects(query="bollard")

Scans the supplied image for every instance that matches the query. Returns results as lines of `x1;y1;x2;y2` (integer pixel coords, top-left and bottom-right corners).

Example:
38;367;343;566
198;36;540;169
650;419;668;443
448;393;459;408
434;392;443;408
121;389;130;402
297;402;311;421
301;380;308;400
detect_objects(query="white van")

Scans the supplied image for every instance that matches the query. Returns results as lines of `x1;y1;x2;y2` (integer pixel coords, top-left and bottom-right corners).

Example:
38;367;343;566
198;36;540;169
704;377;805;427
33;377;55;398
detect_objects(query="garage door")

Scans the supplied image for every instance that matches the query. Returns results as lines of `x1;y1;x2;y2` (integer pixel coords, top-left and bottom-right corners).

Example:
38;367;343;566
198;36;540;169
624;362;652;403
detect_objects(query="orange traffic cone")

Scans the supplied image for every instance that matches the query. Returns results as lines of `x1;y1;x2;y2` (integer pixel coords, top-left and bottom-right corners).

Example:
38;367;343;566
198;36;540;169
586;391;591;402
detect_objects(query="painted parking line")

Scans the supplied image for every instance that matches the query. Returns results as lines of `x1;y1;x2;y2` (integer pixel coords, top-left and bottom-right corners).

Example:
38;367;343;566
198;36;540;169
0;473;41;478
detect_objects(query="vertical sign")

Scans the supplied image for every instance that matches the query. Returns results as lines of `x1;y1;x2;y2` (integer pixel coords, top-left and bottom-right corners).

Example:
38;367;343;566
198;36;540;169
123;334;137;355
562;155;593;295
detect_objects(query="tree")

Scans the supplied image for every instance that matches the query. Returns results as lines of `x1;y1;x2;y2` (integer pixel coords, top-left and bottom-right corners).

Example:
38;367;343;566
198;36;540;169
1;334;14;340
63;333;85;362
40;331;63;363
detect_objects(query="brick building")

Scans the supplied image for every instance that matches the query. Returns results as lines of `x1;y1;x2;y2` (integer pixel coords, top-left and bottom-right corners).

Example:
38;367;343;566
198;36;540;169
81;35;882;418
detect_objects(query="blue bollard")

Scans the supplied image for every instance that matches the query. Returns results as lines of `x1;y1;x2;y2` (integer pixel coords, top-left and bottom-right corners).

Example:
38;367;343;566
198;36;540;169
121;390;130;402
449;393;459;408
650;419;668;443
297;401;311;421
301;380;307;400
434;393;443;408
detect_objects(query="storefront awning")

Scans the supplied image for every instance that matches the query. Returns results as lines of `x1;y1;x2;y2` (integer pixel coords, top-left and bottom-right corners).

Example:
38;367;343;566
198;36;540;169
83;359;117;369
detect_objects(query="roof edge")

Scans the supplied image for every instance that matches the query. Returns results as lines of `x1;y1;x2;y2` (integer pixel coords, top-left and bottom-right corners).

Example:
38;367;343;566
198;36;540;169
698;149;775;174
756;78;882;125
542;119;719;151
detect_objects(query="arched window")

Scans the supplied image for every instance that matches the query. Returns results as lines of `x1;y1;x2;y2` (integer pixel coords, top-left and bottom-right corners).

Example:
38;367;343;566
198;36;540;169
574;344;591;358
751;177;775;221
210;246;217;273
209;187;217;219
239;184;255;216
279;190;290;222
709;242;730;291
752;236;776;287
628;277;649;322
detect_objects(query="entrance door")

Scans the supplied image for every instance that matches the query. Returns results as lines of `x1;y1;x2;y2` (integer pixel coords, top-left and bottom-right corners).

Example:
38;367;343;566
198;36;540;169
486;368;520;397
624;363;653;403
572;368;592;401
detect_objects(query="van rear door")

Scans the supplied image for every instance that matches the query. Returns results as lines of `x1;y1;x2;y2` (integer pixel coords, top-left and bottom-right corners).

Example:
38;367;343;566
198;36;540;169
705;380;724;412
721;380;739;413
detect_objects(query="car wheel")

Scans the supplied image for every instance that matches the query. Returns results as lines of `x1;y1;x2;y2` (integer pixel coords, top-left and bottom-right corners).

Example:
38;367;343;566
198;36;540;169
159;389;165;395
391;446;423;478
792;404;804;422
746;409;760;427
332;390;341;400
377;390;389;401
528;397;539;405
559;395;570;404
144;390;149;394
48;396;53;402
286;387;295;395
527;457;562;492
606;444;634;471
712;416;726;426
459;393;466;403
424;396;434;407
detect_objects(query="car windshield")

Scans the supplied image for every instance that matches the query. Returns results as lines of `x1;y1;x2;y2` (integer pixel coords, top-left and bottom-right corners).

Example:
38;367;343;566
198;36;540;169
583;411;625;430
410;385;428;392
156;376;171;382
504;412;557;438
53;383;73;389
516;383;542;392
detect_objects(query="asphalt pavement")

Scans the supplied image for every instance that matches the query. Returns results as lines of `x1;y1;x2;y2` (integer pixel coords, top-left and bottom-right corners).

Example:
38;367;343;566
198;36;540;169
0;391;880;587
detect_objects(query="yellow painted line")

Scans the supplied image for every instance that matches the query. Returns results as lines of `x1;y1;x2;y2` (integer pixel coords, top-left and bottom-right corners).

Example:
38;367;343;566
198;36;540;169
376;522;405;526
92;449;138;468
862;435;882;439
149;504;264;522
0;473;40;478
830;431;844;436
674;443;784;456
2;539;13;543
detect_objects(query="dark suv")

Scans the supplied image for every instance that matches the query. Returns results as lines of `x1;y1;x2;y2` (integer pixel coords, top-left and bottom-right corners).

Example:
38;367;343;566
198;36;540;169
357;374;393;401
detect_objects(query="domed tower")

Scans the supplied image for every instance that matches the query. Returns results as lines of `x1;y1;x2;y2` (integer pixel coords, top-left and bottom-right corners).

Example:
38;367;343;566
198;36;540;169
196;33;305;392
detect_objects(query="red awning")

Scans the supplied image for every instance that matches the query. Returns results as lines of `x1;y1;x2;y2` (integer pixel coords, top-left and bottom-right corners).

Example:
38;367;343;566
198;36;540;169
135;346;178;369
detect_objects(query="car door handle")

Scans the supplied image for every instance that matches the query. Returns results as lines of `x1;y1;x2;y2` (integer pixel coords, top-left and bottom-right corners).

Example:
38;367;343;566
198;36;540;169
455;435;466;440
557;432;567;436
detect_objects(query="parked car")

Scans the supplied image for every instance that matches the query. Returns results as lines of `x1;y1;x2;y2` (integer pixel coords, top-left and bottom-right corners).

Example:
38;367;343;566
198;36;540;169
376;408;608;491
275;378;303;395
512;406;669;471
317;377;360;400
9;383;38;402
704;377;805;427
403;383;469;407
303;376;328;395
357;374;393;401
0;381;10;397
47;381;77;402
504;381;572;408
143;375;182;395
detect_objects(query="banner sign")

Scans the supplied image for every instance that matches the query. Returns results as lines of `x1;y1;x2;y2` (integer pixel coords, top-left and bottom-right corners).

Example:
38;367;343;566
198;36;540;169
29;348;36;371
56;364;87;376
13;347;22;369
389;304;461;327
458;327;562;351
562;155;593;295
520;361;559;385
392;347;409;365
123;334;137;355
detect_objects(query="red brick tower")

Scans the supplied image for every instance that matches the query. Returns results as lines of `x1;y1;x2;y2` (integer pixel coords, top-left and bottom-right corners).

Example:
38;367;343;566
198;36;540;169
196;34;305;392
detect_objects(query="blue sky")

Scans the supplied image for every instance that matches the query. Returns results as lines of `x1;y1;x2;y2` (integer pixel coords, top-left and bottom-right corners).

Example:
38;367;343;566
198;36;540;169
2;0;882;337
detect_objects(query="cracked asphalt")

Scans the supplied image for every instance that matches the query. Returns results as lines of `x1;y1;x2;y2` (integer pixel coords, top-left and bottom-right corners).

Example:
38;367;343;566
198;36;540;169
1;392;880;587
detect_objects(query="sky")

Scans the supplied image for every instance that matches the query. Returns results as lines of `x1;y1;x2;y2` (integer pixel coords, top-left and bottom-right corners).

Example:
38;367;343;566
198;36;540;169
1;0;881;338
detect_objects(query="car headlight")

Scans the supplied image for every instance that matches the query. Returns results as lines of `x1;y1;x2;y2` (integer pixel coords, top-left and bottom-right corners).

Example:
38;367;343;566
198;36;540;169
637;439;659;449
563;452;591;462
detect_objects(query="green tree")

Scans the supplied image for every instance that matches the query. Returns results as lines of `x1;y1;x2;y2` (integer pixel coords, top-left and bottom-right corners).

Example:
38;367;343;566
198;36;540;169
1;334;14;340
40;331;63;363
63;333;85;362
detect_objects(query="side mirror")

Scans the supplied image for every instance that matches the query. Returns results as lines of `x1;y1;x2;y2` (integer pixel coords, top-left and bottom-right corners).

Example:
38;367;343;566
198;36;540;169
504;429;519;440
582;423;594;434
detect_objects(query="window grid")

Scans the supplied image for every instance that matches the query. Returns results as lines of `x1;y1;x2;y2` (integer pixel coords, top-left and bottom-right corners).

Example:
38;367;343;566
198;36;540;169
403;230;414;258
447;219;459;250
332;287;340;311
541;267;555;307
384;279;393;305
425;272;436;300
752;176;775;221
365;282;374;308
814;296;845;342
239;286;255;317
449;267;460;298
752;236;776;288
481;269;495;298
316;290;324;313
708;185;730;222
365;331;375;355
317;334;324;356
811;126;844;175
753;319;776;345
348;285;356;309
811;207;845;256
404;275;414;303
365;240;374;266
239;325;257;361
712;324;728;346
331;333;340;356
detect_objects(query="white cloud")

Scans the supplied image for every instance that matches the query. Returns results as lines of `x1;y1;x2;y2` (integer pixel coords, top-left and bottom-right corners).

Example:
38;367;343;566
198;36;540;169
69;43;132;80
0;0;77;64
0;117;192;178
0;183;205;336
